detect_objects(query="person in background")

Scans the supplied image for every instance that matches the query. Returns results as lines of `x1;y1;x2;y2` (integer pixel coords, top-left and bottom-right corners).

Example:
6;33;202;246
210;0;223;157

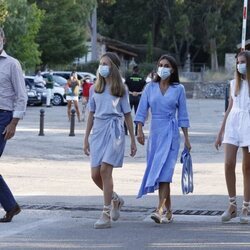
135;54;191;224
45;70;54;107
124;65;146;135
34;70;46;86
83;52;137;229
81;76;93;122
215;50;250;224
0;27;27;223
146;71;156;83
65;71;81;122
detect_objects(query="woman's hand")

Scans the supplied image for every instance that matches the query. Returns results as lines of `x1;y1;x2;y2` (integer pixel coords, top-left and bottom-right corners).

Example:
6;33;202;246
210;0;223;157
137;129;145;145
83;139;90;156
130;140;137;157
184;137;192;151
215;133;223;150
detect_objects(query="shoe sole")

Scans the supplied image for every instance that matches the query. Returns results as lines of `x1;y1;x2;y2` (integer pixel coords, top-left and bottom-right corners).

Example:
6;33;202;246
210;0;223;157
240;218;249;224
150;214;162;224
94;223;111;229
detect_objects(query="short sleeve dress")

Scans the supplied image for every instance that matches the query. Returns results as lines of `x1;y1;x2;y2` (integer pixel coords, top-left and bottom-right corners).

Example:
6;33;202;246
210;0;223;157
88;84;131;168
134;82;190;198
223;79;250;149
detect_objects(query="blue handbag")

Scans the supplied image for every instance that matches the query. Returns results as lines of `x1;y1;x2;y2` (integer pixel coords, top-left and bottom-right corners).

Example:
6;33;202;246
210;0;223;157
180;147;194;194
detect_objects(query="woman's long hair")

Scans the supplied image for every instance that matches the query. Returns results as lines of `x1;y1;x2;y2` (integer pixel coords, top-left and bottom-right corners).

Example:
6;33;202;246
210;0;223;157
154;54;180;84
235;50;250;96
95;52;125;97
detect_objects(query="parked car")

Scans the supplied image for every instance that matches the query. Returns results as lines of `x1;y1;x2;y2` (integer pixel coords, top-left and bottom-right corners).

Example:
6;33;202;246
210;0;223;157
25;76;47;104
26;89;43;106
25;76;67;106
42;71;96;82
25;78;43;106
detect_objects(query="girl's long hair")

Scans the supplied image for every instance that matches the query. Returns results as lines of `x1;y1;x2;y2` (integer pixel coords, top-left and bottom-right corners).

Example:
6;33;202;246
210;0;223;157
235;50;250;96
154;54;180;84
95;52;125;97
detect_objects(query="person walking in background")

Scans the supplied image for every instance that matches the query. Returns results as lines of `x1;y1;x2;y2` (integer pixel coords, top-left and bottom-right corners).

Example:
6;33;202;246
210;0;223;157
215;50;250;224
135;54;191;224
0;27;27;223
65;71;81;122
83;52;137;229
81;76;93;122
45;70;54;107
124;65;146;135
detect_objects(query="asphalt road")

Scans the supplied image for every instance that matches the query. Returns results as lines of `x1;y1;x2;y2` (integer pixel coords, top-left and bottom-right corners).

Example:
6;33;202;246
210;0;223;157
0;99;249;250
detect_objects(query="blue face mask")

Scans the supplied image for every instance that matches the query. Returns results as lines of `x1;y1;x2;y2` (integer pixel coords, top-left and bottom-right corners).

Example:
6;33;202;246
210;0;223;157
157;67;171;80
98;65;110;78
237;63;247;75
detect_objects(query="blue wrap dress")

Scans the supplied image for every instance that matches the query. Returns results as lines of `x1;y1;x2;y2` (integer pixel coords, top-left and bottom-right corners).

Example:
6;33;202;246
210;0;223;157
134;82;190;198
88;84;131;168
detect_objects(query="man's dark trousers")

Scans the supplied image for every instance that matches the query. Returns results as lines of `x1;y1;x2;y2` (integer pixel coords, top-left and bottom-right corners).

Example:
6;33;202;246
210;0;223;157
0;111;17;212
124;95;140;136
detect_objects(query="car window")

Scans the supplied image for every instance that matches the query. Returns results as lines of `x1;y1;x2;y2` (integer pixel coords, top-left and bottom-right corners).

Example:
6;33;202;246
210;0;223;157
52;75;67;86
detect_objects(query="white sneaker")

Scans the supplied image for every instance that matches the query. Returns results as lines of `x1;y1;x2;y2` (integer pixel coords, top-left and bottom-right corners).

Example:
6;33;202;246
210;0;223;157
150;210;162;224
111;195;124;221
94;210;111;229
162;210;173;224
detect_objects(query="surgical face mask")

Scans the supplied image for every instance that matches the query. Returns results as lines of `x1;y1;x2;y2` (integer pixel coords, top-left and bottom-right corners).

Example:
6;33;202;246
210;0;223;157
98;65;110;78
237;63;247;75
157;67;171;80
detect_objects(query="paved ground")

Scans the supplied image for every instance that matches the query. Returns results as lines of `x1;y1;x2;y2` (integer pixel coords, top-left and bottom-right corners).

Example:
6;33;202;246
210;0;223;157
0;99;249;250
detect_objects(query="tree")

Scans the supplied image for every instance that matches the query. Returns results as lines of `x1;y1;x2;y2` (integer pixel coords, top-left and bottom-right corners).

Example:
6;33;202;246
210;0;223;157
33;0;95;68
0;0;8;25
197;0;241;71
96;0;243;69
3;0;44;71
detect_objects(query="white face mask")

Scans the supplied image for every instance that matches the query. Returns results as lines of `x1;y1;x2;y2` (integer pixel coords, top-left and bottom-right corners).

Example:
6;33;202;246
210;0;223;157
237;63;247;75
157;67;171;80
98;65;110;78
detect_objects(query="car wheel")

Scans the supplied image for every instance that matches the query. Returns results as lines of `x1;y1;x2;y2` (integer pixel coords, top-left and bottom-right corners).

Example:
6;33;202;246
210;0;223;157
52;94;63;106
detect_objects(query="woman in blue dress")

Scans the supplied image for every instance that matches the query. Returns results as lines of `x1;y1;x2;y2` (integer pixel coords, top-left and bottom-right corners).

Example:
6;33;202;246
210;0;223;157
135;54;191;224
83;52;137;229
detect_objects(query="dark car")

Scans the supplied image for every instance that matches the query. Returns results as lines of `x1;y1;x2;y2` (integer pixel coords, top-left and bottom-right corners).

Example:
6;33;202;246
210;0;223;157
25;85;43;106
25;76;47;105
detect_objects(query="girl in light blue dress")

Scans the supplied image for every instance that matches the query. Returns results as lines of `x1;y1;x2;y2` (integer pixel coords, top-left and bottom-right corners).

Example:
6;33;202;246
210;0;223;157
135;54;191;224
83;52;137;229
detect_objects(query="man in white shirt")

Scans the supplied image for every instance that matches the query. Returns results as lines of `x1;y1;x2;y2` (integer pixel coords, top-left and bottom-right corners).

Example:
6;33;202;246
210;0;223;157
0;27;27;223
34;70;46;85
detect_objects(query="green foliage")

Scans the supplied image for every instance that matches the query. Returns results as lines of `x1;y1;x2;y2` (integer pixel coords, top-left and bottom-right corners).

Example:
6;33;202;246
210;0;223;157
97;0;242;69
0;0;8;25
3;0;44;71
75;61;99;75
35;0;95;68
146;32;153;63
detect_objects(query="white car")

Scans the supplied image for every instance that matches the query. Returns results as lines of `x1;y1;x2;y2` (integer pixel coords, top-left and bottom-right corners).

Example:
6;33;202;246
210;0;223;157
26;75;67;106
42;70;96;82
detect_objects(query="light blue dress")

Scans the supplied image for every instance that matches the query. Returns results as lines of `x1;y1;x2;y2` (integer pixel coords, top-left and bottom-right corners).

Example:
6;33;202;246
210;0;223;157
134;82;190;198
88;84;131;168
